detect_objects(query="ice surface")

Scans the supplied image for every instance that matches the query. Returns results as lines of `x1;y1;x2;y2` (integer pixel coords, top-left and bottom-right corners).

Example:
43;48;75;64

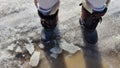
25;43;34;55
50;47;62;59
15;46;22;53
50;53;58;59
50;47;62;54
27;38;32;43
116;34;120;40
7;44;16;51
29;51;41;66
39;43;44;49
60;40;81;54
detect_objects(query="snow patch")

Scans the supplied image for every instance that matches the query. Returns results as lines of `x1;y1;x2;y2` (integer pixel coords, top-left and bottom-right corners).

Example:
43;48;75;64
29;51;41;66
7;44;16;51
25;43;34;55
60;40;81;54
15;46;22;53
116;34;120;40
39;43;44;49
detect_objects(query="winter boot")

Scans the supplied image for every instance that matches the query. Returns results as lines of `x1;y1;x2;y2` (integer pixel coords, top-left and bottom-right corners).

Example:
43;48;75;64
38;9;62;52
80;6;107;44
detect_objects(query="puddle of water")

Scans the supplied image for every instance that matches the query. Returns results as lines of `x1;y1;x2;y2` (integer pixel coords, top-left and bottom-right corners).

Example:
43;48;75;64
64;51;109;68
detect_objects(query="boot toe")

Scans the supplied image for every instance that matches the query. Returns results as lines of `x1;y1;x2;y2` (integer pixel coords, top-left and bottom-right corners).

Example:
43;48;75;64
83;30;98;44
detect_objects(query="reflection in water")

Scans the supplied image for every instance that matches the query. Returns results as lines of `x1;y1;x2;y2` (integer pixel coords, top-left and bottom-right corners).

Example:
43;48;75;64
51;53;66;68
38;26;108;68
40;25;67;68
80;23;105;68
81;42;104;68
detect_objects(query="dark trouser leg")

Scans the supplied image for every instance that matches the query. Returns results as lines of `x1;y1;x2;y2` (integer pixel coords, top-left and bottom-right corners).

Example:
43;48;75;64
80;7;107;44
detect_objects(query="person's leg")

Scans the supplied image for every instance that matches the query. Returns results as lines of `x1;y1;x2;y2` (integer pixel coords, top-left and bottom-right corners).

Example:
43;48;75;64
37;0;62;52
80;0;109;44
37;0;59;41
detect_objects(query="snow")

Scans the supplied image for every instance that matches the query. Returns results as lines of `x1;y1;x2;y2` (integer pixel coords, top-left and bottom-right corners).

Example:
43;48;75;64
15;46;22;53
7;44;16;51
29;51;41;66
60;40;81;54
107;0;120;15
39;43;44;49
25;43;35;55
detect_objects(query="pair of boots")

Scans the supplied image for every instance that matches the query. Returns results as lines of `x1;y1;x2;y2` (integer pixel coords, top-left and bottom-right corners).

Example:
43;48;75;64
38;6;107;50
